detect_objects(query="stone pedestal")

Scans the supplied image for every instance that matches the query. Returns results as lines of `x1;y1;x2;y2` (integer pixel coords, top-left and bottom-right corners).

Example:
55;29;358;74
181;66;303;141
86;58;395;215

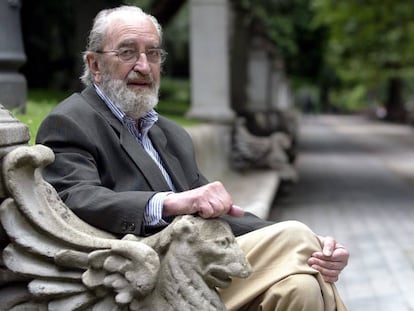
0;0;27;112
187;0;235;123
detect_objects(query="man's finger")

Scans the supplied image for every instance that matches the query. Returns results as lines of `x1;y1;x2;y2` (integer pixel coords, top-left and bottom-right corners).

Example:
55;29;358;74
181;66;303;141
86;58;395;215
228;204;244;217
322;236;336;257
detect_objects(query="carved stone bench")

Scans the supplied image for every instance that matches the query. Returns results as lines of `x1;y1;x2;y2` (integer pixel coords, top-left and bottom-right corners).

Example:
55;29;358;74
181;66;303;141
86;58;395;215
186;121;296;219
0;105;252;310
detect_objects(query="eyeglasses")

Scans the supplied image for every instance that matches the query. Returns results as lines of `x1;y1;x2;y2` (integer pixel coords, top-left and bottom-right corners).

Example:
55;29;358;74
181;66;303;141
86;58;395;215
96;47;167;64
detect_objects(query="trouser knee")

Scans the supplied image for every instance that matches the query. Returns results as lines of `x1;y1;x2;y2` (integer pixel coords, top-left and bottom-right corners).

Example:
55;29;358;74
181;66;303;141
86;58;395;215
261;274;324;311
279;220;314;237
274;220;320;248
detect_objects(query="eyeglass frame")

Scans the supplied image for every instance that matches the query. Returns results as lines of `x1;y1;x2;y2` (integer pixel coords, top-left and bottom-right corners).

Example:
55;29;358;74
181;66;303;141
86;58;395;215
95;47;168;64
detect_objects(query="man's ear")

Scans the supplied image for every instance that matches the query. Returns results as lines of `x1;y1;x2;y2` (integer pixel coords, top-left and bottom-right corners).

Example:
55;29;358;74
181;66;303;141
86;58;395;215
85;52;102;84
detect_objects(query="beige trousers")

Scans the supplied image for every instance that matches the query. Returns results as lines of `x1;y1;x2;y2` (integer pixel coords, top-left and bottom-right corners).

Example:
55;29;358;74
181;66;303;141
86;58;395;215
220;221;348;311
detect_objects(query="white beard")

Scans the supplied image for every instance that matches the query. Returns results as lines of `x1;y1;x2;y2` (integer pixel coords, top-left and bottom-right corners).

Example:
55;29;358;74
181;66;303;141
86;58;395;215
100;71;159;119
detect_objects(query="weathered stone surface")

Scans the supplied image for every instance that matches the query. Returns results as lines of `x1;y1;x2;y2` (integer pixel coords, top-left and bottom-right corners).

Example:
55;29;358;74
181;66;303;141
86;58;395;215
0;104;29;201
134;215;251;310
231;118;298;183
0;104;30;303
0;284;35;311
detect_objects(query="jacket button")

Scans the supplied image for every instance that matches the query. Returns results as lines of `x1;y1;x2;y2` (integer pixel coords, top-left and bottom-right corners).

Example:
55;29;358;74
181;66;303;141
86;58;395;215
121;221;135;232
121;221;136;232
121;222;128;231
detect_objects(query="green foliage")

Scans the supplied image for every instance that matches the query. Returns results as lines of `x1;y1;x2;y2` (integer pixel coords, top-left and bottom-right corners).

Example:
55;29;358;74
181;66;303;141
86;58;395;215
12;90;68;145
158;78;191;115
124;0;152;10
312;0;414;84
233;0;327;81
309;0;414;117
162;3;190;76
330;85;368;113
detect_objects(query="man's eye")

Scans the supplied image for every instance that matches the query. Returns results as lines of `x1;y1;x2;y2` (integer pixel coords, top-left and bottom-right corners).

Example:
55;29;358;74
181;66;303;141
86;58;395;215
119;49;135;58
146;49;160;58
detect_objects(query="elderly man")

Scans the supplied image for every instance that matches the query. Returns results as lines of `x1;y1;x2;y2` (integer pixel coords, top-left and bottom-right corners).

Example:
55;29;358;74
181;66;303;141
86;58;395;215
36;5;348;310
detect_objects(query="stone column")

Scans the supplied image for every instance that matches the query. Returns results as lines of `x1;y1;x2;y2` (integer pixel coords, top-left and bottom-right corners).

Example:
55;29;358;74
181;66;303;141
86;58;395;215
246;36;272;113
0;0;27;112
270;62;292;111
187;0;235;123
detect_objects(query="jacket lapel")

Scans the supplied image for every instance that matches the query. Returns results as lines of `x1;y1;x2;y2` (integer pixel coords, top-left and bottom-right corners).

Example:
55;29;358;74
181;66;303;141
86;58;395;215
149;125;189;191
120;128;172;191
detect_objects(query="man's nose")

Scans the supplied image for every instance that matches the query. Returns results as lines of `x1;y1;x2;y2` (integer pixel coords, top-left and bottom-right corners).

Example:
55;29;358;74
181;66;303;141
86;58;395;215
133;53;151;74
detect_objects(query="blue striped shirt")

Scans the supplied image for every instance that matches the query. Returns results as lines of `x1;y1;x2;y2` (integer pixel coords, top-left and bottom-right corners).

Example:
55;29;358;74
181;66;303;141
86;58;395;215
94;85;175;227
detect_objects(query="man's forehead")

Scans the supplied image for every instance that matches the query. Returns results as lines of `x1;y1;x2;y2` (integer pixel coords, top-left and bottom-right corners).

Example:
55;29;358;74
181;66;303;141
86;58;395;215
104;15;159;46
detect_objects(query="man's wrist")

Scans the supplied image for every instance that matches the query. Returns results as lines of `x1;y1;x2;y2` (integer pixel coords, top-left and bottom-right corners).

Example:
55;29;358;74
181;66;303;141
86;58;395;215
144;191;173;227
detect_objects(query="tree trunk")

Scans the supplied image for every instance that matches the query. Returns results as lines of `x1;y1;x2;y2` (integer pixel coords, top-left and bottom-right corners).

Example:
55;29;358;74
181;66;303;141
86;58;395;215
150;0;187;26
319;84;330;112
385;77;405;122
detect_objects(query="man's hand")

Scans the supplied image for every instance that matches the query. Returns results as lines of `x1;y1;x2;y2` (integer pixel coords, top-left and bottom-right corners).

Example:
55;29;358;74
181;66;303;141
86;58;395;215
163;181;244;218
308;236;349;283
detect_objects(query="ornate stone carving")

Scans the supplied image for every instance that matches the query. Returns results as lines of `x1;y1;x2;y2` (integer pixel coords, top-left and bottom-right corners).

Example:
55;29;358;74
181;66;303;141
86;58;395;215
231;118;298;183
0;122;251;310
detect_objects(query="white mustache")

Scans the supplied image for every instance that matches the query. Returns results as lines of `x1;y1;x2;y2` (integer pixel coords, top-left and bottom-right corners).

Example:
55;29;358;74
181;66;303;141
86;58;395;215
127;71;153;84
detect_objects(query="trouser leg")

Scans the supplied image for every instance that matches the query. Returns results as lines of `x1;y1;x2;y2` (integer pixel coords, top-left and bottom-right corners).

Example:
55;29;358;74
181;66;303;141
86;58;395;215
219;220;347;311
239;274;324;311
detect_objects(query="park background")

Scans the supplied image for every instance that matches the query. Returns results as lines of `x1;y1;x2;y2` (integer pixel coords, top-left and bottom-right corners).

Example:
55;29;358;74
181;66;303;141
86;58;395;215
12;0;414;141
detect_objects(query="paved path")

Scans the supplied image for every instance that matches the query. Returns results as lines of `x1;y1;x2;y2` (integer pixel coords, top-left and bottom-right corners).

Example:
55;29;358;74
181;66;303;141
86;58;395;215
269;114;414;311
